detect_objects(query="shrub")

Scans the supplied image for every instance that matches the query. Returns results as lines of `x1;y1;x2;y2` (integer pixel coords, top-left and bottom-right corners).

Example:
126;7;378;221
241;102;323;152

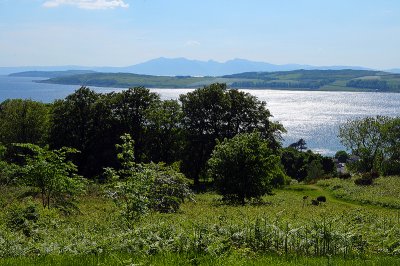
354;174;374;186
316;196;327;202
311;199;319;206
107;134;193;222
338;173;351;179
6;200;39;236
147;163;193;213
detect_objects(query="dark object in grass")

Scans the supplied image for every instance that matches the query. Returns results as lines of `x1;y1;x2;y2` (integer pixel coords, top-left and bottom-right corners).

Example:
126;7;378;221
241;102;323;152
354;174;374;186
338;173;351;179
370;171;380;179
311;199;319;206
317;196;327;202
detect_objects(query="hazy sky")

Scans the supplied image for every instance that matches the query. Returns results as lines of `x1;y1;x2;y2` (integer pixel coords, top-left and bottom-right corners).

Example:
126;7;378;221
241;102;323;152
1;0;400;68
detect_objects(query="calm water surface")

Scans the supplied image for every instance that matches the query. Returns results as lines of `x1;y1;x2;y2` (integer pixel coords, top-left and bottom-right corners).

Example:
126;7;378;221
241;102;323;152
2;76;400;155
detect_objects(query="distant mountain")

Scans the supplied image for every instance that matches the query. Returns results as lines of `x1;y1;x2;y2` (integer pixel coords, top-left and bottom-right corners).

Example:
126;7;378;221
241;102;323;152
116;57;372;76
2;57;376;76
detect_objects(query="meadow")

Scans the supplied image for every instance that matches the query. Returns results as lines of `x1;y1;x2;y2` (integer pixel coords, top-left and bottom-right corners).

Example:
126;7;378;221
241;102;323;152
1;176;400;265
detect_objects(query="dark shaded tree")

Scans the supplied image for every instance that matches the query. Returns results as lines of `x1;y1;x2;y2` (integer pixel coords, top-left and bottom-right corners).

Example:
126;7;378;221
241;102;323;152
289;139;307;151
50;87;99;177
145;100;185;164
111;87;160;162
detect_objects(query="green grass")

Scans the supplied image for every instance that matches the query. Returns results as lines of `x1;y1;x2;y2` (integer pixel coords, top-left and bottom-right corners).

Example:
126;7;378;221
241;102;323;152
2;253;400;266
317;176;400;209
1;178;400;264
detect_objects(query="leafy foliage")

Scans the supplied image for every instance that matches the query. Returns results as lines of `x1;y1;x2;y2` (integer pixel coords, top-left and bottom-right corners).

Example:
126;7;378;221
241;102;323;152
180;83;285;186
0;99;50;146
207;132;286;204
280;148;335;182
15;143;86;211
339;116;400;175
106;134;193;223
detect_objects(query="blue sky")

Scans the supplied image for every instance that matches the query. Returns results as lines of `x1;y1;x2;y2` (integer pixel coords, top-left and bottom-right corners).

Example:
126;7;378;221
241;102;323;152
0;0;399;68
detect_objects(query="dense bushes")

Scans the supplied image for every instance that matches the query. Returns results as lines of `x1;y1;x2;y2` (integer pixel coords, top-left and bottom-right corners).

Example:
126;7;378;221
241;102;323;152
280;147;336;182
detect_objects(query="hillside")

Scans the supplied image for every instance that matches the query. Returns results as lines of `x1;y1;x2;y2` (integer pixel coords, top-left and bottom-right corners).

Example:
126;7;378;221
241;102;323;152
35;69;400;92
37;73;239;88
2;177;400;264
225;69;400;92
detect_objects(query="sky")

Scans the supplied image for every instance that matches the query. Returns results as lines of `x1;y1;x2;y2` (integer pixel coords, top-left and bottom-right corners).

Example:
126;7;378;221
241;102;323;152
0;0;400;69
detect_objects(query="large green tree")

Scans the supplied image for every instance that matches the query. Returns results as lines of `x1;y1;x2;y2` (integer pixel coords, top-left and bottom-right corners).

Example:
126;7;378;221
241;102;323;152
339;116;389;173
207;132;286;204
180;83;284;186
339;116;400;175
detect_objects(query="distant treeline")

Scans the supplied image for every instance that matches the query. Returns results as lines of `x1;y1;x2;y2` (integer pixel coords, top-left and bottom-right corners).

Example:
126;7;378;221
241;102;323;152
231;80;334;89
345;79;399;91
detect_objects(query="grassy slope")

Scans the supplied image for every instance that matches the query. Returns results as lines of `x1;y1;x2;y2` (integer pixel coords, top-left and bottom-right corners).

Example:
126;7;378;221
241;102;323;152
1;177;400;265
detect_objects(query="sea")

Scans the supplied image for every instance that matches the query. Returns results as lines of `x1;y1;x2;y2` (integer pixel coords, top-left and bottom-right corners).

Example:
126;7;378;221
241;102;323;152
1;75;400;156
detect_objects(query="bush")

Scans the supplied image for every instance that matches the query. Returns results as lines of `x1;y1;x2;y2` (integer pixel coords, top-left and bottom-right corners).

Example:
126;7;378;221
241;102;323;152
147;163;193;213
207;132;286;204
338;173;351;179
6;200;39;236
316;196;327;202
107;134;193;223
354;174;374;186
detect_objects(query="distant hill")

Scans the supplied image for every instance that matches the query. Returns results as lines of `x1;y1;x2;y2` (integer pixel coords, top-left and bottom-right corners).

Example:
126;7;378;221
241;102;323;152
2;57;376;76
9;70;96;78
36;69;400;92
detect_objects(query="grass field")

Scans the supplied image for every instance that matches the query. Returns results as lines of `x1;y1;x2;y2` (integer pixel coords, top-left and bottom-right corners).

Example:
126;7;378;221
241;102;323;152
1;176;400;265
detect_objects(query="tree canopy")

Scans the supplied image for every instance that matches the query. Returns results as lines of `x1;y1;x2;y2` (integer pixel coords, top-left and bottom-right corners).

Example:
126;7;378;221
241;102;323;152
180;83;285;186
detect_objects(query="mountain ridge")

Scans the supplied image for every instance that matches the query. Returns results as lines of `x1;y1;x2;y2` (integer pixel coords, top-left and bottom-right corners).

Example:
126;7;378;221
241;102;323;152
0;57;393;76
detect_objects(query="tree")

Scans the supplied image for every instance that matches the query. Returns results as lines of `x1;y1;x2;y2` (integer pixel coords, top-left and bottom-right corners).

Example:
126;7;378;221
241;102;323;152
0;145;20;187
280;148;335;182
289;139;307;151
111;87;160;162
339;116;389;173
335;150;349;163
145;100;185;164
207;132;286;204
180;83;285;187
306;160;324;182
15;143;85;211
381;117;400;175
0;99;50;146
50;87;99;177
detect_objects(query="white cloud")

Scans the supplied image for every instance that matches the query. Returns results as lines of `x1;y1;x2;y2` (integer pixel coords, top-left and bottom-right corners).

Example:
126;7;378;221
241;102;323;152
43;0;129;10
